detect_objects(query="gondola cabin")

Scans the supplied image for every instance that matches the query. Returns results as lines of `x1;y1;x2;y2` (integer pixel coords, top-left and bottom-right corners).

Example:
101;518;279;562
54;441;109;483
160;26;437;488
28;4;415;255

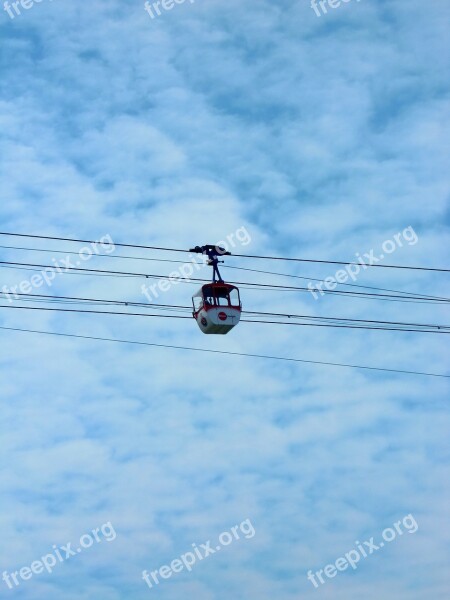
192;283;242;334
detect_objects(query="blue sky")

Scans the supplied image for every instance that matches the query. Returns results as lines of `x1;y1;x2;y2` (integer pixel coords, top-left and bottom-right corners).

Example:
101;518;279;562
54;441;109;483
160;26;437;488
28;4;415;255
0;0;449;598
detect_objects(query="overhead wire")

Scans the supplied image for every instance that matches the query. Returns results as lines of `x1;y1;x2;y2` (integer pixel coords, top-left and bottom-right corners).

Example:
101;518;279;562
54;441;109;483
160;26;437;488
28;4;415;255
1;291;449;331
0;232;187;254
1;325;448;378
1;243;442;300
1;301;449;334
0;237;447;374
231;252;450;273
223;265;449;302
0;231;448;272
0;259;448;304
0;244;188;264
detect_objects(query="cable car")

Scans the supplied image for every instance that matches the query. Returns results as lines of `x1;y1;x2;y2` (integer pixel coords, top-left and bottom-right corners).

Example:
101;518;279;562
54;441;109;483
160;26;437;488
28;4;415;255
192;283;242;334
190;244;242;335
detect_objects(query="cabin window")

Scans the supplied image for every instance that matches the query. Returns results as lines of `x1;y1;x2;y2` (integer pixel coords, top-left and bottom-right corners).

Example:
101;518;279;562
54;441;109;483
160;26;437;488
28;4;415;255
193;296;203;311
229;288;240;307
200;285;240;308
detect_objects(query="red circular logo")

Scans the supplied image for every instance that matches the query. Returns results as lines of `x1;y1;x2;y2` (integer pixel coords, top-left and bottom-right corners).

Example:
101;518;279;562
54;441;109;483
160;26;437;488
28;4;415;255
218;312;228;321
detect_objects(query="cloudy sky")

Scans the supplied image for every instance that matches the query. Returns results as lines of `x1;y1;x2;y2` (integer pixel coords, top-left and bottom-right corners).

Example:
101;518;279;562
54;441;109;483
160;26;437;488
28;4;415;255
0;0;449;598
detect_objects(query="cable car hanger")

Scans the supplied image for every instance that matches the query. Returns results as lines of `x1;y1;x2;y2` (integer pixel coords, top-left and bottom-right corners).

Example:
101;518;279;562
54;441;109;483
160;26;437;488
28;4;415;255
189;244;231;283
